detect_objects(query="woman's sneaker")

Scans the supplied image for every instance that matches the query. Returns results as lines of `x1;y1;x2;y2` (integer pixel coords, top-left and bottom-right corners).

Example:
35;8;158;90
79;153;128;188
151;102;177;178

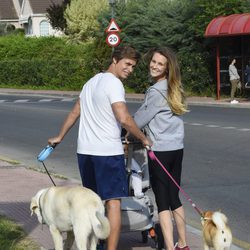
174;243;190;250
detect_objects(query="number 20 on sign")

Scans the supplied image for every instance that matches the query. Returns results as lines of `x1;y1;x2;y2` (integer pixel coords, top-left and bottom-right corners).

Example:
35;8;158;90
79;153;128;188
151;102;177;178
106;32;121;47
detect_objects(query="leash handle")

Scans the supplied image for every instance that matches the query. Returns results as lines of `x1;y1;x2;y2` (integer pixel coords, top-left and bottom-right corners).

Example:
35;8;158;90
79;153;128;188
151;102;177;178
148;150;203;217
37;144;57;162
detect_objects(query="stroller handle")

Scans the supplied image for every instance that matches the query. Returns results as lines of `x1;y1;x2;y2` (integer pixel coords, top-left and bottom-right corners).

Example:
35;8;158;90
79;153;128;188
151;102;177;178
121;137;142;145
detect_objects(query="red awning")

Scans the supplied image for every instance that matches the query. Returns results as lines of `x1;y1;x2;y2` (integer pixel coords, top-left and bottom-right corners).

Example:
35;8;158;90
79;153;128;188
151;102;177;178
205;13;250;37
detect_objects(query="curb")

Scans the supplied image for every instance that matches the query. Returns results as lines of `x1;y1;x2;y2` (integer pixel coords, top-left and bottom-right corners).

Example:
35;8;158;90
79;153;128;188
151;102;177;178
1;88;250;108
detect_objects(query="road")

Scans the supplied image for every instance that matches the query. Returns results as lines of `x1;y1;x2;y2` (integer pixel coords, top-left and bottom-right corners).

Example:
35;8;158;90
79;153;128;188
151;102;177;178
0;94;250;247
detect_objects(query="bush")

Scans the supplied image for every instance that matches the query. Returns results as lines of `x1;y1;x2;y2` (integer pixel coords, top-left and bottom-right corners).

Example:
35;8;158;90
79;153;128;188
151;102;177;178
0;59;86;89
0;35;97;89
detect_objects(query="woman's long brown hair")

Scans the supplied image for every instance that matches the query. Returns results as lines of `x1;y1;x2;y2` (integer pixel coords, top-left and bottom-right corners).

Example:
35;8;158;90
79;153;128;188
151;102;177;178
147;47;188;115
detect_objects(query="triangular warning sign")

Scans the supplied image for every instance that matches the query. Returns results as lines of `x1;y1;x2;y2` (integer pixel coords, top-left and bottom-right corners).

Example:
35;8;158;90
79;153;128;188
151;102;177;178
105;18;121;33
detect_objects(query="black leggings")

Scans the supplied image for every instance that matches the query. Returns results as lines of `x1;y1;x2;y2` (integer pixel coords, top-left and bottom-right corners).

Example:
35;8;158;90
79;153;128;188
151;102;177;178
148;149;183;213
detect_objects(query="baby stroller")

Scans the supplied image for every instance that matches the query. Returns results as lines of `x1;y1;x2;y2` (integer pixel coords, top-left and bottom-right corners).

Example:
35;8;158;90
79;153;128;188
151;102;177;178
37;138;164;249
120;133;164;249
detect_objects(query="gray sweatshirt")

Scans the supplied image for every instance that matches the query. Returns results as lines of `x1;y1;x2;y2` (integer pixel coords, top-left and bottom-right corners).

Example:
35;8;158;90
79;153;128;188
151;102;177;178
229;64;240;80
133;79;184;151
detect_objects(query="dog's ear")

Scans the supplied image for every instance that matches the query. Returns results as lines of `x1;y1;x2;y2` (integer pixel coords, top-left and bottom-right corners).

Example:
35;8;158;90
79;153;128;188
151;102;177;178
30;198;38;216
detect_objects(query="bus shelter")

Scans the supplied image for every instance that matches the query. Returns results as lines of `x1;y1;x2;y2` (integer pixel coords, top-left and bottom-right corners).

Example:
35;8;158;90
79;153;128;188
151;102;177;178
204;13;250;99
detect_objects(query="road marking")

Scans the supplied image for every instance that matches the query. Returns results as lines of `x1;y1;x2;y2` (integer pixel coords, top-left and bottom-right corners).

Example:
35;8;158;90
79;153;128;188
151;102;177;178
0;98;76;103
223;126;237;129
205;124;219;128
189;123;203;126
185;122;250;132
239;128;250;131
61;98;75;102
38;99;54;102
14;99;29;103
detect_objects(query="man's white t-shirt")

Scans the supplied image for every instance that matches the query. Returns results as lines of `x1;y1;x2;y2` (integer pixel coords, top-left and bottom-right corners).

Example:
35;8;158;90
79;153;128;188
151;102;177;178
77;72;126;156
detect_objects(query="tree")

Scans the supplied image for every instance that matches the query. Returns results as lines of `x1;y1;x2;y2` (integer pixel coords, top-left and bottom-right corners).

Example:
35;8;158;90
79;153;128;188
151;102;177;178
96;0;250;95
64;0;109;42
47;0;71;32
187;0;248;37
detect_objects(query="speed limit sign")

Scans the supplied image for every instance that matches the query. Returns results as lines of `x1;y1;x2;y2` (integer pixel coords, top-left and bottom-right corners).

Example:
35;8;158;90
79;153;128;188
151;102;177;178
106;32;121;47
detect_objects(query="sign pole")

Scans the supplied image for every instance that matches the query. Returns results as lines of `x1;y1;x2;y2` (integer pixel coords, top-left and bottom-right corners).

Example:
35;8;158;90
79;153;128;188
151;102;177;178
109;0;116;52
106;1;121;49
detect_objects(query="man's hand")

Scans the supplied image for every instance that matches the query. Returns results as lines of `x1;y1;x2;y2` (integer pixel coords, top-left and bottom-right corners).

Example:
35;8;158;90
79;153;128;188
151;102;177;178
48;136;62;147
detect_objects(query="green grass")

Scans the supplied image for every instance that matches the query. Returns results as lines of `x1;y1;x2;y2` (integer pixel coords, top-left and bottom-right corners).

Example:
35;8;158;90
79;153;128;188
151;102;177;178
0;215;39;250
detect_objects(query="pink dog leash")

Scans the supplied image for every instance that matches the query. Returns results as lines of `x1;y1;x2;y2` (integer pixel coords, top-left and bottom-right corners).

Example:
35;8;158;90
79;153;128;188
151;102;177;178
147;149;203;217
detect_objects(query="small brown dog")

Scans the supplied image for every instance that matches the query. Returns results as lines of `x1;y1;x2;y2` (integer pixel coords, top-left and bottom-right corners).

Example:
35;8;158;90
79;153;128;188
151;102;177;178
201;211;232;250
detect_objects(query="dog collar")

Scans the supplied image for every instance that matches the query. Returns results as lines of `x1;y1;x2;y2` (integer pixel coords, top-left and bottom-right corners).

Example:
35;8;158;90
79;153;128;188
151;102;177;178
38;194;46;225
201;217;212;222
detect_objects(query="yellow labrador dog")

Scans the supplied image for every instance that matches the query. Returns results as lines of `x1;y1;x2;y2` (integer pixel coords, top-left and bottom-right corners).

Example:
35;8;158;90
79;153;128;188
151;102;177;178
30;186;110;250
201;211;232;250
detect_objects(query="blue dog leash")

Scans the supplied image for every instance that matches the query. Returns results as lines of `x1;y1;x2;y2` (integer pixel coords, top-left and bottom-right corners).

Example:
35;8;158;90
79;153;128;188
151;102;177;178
37;145;57;186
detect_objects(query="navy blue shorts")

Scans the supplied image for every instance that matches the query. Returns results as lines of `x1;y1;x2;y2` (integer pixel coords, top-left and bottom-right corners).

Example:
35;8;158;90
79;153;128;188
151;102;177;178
77;154;128;200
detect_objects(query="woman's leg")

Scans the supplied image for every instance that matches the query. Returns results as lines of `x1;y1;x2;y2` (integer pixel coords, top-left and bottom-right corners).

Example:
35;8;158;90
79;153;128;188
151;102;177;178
173;206;187;248
159;210;175;250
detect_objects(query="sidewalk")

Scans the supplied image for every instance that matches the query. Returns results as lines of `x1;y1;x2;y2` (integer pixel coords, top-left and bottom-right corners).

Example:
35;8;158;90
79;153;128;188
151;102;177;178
0;159;203;249
0;159;244;250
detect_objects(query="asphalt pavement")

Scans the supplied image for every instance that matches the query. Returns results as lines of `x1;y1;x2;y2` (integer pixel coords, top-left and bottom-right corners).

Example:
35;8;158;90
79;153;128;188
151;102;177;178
0;88;249;249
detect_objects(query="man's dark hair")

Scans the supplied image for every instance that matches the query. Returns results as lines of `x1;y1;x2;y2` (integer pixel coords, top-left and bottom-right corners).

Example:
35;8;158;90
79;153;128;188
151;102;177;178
112;46;141;63
228;56;236;64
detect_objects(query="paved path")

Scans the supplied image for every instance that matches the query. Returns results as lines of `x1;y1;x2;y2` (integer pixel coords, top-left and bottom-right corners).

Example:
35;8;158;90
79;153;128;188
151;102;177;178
0;160;204;249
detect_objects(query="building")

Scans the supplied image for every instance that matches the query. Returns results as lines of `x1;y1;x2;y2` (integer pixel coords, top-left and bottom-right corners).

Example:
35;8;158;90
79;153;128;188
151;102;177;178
0;0;63;37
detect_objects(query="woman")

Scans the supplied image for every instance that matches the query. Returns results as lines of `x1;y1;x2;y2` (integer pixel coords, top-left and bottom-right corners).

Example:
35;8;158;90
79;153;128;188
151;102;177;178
133;47;189;250
228;57;240;104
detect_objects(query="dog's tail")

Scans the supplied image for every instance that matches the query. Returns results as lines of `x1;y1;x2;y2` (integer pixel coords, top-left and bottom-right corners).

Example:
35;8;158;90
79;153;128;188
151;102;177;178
212;211;228;230
91;211;110;240
212;212;232;247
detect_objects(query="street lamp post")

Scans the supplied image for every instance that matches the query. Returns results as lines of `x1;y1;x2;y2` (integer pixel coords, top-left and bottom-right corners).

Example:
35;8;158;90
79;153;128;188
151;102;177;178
108;0;116;19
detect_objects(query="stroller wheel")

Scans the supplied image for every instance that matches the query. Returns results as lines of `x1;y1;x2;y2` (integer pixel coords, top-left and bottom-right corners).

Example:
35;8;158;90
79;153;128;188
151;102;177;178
141;230;148;243
154;223;164;249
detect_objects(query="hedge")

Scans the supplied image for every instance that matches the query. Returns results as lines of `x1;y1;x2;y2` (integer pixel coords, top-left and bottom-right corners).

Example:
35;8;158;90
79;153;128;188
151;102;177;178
0;35;99;89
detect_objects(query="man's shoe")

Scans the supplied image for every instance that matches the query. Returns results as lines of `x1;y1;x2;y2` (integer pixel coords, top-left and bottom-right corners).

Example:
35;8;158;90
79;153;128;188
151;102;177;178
96;240;105;250
230;100;239;104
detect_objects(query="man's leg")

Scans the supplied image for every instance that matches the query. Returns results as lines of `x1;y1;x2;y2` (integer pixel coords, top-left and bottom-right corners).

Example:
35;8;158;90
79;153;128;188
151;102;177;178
106;199;121;250
230;79;237;100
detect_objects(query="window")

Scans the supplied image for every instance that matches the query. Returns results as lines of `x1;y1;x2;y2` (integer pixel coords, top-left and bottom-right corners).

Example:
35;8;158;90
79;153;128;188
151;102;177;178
28;17;32;35
40;20;49;36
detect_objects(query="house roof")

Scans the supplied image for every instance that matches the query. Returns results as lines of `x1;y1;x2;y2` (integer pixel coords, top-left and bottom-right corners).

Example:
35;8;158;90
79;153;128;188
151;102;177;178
29;0;63;14
0;0;18;20
205;13;250;37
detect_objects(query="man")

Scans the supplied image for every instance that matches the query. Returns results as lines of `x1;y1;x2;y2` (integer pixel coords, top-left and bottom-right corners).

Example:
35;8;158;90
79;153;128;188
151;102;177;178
48;46;151;250
245;62;250;87
228;57;240;104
